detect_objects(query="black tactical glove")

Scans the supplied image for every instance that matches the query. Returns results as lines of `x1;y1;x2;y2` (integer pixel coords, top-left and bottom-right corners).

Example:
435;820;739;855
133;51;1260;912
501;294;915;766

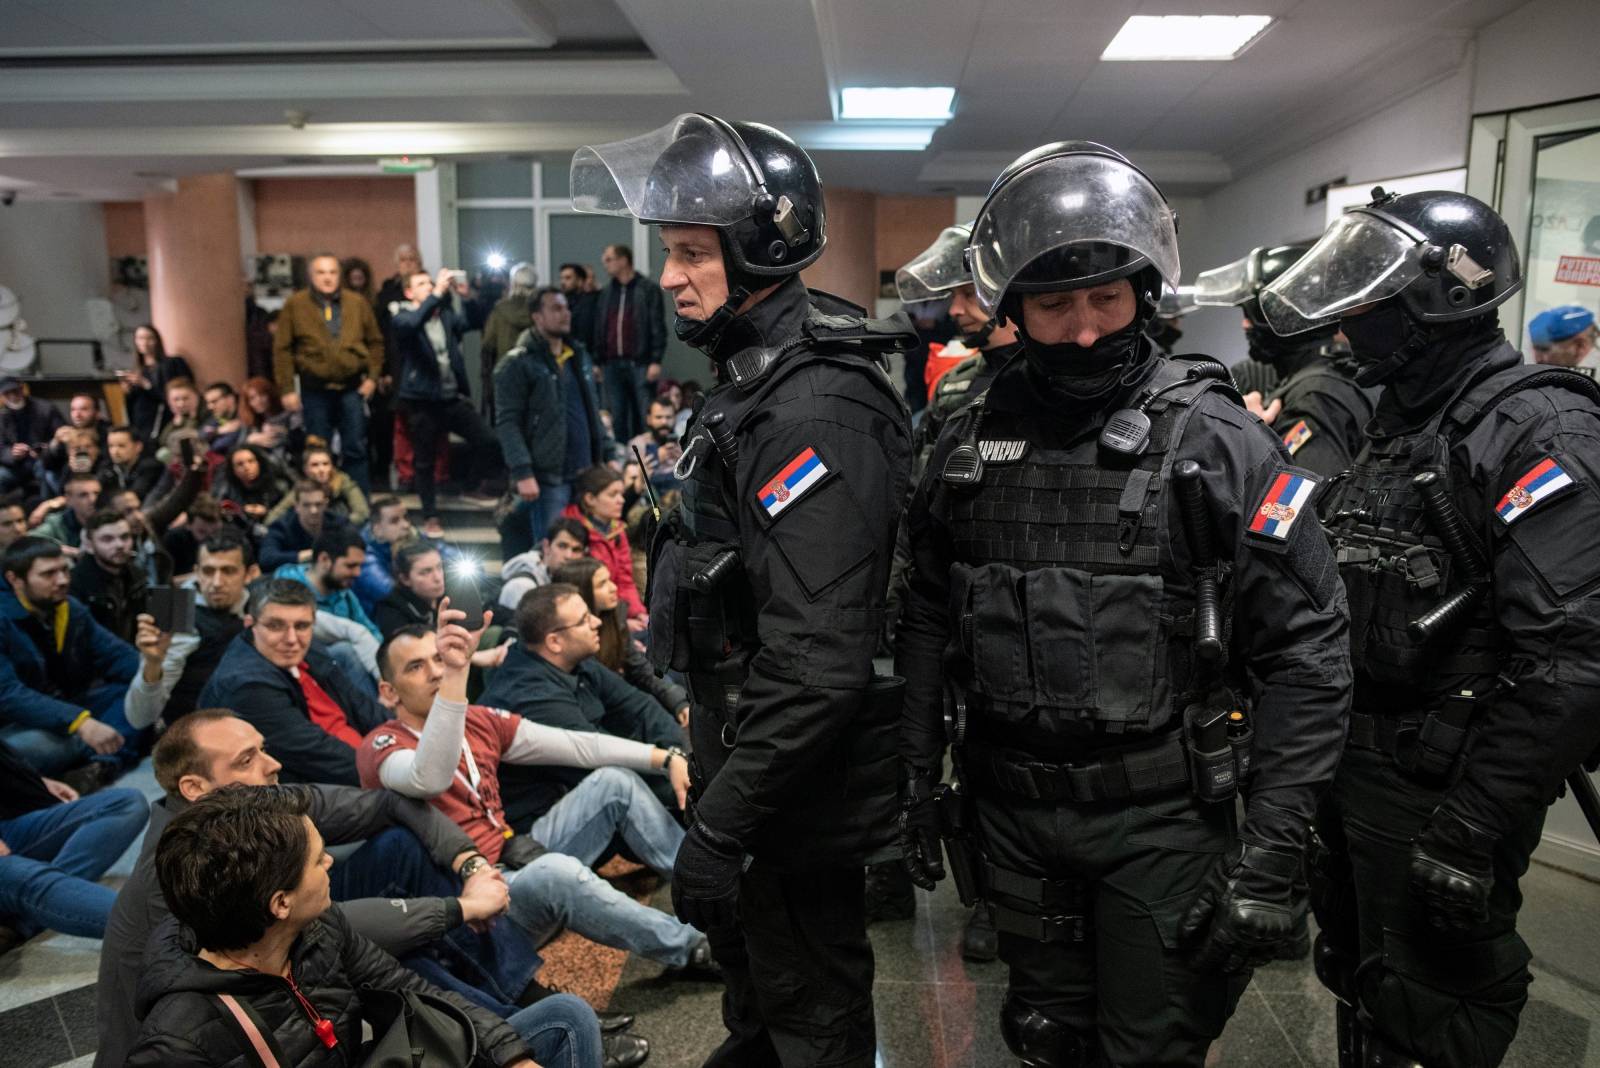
1179;841;1304;973
897;764;945;891
671;819;745;932
1409;807;1496;930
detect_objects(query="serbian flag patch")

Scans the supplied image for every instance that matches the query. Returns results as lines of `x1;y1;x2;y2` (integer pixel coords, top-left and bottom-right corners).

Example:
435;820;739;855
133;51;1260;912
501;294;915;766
758;447;828;518
1494;458;1573;524
1282;420;1313;456
1249;471;1319;540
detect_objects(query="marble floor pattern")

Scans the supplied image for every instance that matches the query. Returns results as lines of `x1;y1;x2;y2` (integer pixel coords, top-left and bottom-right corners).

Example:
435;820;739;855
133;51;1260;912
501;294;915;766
5;758;1599;1067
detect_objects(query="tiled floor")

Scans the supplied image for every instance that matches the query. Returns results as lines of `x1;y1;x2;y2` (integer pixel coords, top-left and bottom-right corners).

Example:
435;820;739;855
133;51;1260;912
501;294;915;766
8;759;1600;1067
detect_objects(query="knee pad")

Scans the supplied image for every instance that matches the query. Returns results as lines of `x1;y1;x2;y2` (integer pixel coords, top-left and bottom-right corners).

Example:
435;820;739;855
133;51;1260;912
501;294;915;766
1357;930;1531;1068
999;996;1093;1068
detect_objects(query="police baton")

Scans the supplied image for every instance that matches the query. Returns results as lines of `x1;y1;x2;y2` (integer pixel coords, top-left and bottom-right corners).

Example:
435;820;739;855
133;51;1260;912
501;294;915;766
1173;460;1223;664
632;445;662;524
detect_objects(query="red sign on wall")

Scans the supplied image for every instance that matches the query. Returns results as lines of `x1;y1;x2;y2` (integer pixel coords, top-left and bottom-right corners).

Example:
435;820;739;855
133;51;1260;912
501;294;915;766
1555;255;1600;287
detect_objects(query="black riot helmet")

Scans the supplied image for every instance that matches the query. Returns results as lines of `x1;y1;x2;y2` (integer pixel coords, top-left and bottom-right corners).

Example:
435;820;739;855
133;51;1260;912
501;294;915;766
967;141;1179;321
1195;242;1339;363
1259;189;1522;337
967;141;1179;400
571;114;825;350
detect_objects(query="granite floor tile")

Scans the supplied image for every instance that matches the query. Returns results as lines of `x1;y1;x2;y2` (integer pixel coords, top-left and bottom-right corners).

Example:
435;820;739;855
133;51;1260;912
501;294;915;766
0;996;73;1068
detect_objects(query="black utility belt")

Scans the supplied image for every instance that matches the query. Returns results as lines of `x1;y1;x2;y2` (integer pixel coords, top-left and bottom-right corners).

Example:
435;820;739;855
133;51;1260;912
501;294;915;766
1347;708;1470;782
966;734;1191;804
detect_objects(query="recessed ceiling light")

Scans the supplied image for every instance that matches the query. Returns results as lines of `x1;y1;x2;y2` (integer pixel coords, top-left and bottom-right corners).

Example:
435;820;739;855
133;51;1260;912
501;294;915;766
1101;15;1273;61
839;87;955;121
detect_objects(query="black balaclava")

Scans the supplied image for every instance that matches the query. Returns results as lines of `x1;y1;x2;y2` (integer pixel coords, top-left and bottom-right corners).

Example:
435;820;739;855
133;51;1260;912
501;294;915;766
1350;300;1504;418
1007;265;1161;404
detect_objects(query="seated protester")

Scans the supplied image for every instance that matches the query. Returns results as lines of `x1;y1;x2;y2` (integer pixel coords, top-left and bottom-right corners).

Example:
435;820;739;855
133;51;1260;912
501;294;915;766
0;374;65;497
160;493;224;579
69;508;148;642
355;495;456;613
153;377;203;465
63;391;111;445
374;537;445;636
199;381;244;455
363;620;717;985
562;465;646;628
32;471;102;549
265;444;370;528
274;526;384;684
241;375;304;471
0;495;25;552
196;579;387;786
0;537;141;788
556;557;688;727
125;785;591;1068
259;478;341;572
98;424;163;501
497;515;587;614
125;529;257;731
625;395;683;498
39;426;103;498
0;737;147;955
95;712;543;1068
481;584;683;825
213;443;292;539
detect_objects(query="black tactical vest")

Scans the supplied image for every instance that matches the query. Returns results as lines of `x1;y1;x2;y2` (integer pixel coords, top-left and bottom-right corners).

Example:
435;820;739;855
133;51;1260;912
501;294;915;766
1322;363;1599;712
940;356;1234;740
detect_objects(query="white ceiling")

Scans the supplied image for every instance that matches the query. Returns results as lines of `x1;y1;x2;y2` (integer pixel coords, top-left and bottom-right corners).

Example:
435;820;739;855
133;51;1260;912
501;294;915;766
0;0;1531;201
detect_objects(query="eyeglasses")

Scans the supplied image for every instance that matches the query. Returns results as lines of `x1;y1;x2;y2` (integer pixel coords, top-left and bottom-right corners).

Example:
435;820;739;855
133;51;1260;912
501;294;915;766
550;611;600;634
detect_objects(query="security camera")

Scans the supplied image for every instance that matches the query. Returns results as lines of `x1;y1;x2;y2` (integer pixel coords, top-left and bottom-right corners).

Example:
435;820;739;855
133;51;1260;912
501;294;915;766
0;191;15;207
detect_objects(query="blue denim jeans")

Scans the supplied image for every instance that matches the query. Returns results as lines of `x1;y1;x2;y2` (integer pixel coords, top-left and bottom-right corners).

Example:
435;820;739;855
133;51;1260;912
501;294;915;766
522;480;572;546
509;767;696;967
330;826;542;1015
600;362;645;441
0;787;149;938
300;385;370;492
0;682;144;776
508;993;602;1068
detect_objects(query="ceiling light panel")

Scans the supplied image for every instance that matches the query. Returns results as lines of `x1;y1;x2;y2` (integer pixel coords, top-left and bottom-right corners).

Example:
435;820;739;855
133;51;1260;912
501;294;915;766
839;86;956;121
1100;16;1273;61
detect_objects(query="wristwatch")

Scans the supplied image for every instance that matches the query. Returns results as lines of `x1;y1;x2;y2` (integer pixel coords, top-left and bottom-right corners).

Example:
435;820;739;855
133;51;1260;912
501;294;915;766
457;854;490;881
663;745;688;768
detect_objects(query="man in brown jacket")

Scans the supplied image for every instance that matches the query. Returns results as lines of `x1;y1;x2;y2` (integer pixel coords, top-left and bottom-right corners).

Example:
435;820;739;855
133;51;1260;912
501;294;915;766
274;252;384;492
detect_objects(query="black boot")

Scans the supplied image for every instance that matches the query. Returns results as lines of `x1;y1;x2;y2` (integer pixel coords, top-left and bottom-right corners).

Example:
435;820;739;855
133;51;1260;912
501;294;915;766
961;904;998;962
603;1031;651;1068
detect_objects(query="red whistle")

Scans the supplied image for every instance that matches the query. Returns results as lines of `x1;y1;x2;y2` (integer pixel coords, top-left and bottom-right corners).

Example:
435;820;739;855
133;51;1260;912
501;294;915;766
314;1017;337;1049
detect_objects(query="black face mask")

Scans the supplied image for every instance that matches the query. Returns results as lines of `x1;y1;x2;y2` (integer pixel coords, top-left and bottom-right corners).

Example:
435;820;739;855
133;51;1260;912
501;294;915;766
1021;319;1147;401
1340;302;1416;386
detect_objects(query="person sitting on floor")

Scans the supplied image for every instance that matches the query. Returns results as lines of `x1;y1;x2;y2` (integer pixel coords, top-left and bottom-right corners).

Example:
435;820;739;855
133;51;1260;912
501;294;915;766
0;536;141;790
265;444;370;528
259;478;343;572
555;556;688;727
0;737;147;956
69;507;149;643
196;578;387;787
274;525;384;684
361;618;717;991
124;784;592;1068
94;709;548;1068
480;583;683;825
496;515;588;613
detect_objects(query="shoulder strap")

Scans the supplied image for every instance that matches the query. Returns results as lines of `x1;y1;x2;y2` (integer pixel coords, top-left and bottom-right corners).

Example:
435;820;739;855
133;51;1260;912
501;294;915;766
213;993;286;1068
1445;364;1600;438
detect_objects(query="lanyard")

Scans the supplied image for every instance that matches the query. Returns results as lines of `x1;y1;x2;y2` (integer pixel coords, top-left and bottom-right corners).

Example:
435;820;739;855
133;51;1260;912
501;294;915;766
219;955;336;1050
398;722;506;833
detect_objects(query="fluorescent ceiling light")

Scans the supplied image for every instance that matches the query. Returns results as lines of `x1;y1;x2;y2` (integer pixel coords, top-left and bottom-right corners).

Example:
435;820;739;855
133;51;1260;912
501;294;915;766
1101;15;1273;61
839;86;955;121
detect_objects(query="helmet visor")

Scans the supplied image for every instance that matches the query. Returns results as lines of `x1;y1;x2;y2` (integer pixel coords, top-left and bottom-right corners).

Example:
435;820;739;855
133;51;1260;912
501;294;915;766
968;153;1179;313
895;224;974;303
1158;285;1200;319
1193;254;1253;308
1259;210;1424;335
571;114;761;226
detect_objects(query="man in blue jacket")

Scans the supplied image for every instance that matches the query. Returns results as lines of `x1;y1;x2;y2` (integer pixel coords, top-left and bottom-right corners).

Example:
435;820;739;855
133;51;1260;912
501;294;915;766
390;268;500;534
494;287;605;543
480;583;682;825
0;536;141;787
197;578;388;787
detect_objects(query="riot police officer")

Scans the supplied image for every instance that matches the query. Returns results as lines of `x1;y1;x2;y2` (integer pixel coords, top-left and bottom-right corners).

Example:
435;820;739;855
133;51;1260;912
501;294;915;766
1194;243;1374;478
895;141;1351;1067
1260;189;1600;1068
571;114;913;1067
871;223;1024;957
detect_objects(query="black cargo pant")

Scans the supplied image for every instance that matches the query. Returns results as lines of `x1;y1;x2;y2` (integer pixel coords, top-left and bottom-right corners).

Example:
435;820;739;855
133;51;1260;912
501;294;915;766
703;862;876;1068
1310;745;1541;1067
974;788;1245;1067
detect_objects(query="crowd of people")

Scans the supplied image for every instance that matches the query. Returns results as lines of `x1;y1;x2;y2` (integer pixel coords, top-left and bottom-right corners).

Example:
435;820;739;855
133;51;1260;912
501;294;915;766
0;239;712;1068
